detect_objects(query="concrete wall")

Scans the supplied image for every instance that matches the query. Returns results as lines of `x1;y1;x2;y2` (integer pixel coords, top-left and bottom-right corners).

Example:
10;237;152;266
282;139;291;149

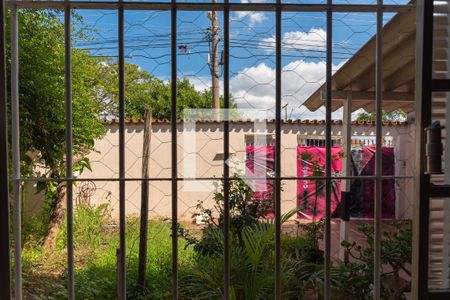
74;120;415;222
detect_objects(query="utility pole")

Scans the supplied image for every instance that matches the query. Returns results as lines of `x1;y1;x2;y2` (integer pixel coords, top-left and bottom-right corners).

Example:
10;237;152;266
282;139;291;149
208;2;220;118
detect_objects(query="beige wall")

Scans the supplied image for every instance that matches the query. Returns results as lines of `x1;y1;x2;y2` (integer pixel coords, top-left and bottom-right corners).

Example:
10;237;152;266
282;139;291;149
75;121;415;222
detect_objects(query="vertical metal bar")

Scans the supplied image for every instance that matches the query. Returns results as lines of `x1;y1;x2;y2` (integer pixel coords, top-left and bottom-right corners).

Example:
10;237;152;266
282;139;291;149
171;4;178;299
374;1;383;299
0;0;12;297
339;91;352;263
118;2;127;299
11;5;22;300
412;0;433;299
324;0;332;299
274;2;282;299
223;2;230;299
64;5;75;299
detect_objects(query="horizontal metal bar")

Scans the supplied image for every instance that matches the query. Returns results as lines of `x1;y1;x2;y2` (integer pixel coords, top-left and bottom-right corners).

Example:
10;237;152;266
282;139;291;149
14;175;415;182
5;1;415;12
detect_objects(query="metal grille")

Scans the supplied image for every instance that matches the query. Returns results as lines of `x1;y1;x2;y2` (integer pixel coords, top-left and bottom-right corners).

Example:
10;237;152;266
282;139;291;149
0;1;416;299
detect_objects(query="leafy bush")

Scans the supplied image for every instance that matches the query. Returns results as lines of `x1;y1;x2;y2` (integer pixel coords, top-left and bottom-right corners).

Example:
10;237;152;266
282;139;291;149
179;175;273;255
283;220;325;263
179;174;412;300
181;219;303;299
57;203;111;250
336;220;412;300
178;176;322;299
20;180;412;300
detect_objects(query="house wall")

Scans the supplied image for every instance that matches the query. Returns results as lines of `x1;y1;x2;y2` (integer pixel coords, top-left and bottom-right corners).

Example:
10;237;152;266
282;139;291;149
74;121;415;222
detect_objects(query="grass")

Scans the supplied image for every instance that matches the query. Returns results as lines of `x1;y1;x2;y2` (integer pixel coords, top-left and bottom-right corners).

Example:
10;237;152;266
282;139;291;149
18;203;412;299
20;204;195;299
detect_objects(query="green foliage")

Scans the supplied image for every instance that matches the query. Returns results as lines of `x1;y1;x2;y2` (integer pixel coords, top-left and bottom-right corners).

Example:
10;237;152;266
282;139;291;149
177;175;411;300
5;10;105;178
336;220;412;299
178;177;316;299
57;203;110;250
20;201;412;300
21;205;53;247
179;175;273;254
7;10;238;246
95;61;237;120
356;109;407;122
327;262;373;300
21;204;195;299
283;220;325;263
180;215;302;300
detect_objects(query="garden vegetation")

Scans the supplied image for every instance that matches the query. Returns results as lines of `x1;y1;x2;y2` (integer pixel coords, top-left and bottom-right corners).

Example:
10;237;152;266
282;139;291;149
10;10;411;300
20;177;411;299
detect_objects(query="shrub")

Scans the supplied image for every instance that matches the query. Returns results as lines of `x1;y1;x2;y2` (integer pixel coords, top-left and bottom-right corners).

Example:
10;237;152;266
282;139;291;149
178;176;314;299
179;175;273;255
336;220;412;299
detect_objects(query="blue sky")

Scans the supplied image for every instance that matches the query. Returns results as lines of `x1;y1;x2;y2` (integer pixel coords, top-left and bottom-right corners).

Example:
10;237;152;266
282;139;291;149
74;0;409;119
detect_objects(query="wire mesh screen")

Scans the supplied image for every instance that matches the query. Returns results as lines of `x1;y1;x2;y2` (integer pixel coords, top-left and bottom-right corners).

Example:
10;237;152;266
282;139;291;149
0;0;417;299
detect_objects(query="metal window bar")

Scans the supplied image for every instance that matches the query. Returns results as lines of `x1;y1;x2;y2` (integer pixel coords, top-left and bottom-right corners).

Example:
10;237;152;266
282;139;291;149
0;1;417;298
12;175;415;182
118;2;127;298
64;3;75;299
374;0;384;298
0;0;11;297
275;2;282;299
223;2;230;299
10;4;21;300
325;1;332;299
3;1;415;12
171;4;178;299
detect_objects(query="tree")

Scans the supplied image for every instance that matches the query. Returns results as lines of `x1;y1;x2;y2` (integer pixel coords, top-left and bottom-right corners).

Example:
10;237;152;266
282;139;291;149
6;10;106;246
95;61;235;120
6;10;236;246
356;109;407;122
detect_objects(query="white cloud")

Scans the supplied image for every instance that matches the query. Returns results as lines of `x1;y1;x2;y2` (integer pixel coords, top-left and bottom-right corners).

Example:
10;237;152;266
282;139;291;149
232;0;268;27
186;76;211;92
186;76;225;97
233;11;267;27
260;28;327;53
181;58;348;120
229;60;346;119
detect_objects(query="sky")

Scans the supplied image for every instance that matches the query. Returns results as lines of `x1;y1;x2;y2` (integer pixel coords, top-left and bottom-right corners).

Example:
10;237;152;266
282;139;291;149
73;0;410;120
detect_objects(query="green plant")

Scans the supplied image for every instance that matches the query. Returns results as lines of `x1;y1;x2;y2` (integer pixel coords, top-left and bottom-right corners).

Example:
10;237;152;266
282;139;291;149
180;175;273;255
180;211;300;300
56;203;111;250
283;219;325;264
356;109;407;122
21;203;195;300
337;220;412;299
